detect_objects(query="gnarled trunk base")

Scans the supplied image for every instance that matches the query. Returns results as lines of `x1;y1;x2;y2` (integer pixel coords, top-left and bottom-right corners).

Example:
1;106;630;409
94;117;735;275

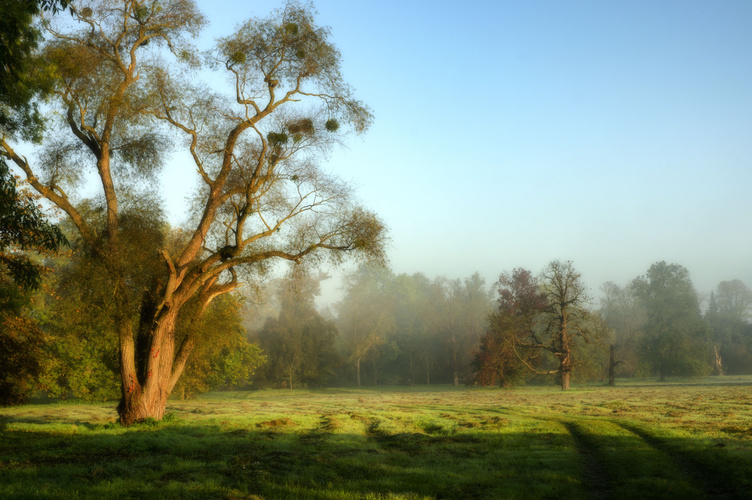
117;387;169;425
116;311;187;426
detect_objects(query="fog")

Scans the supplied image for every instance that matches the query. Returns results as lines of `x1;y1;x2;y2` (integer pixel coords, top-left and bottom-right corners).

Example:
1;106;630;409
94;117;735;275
159;0;752;312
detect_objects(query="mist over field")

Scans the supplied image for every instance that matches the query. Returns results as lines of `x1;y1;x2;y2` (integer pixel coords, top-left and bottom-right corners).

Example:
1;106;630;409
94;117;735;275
154;0;752;309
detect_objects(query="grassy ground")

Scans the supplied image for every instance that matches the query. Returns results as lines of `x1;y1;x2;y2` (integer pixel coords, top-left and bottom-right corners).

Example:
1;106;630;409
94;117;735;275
1;377;751;499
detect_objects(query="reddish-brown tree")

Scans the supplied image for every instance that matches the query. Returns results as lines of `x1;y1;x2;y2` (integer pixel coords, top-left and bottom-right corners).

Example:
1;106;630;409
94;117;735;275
473;268;546;387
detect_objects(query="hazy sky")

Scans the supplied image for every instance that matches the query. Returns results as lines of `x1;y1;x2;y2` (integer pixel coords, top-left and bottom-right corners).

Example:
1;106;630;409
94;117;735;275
162;0;752;301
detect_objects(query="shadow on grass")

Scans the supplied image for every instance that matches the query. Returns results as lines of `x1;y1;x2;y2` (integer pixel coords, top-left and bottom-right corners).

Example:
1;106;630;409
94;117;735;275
2;415;751;500
0;419;579;500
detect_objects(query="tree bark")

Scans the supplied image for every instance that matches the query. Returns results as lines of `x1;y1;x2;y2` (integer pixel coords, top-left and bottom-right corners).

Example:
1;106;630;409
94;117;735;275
608;344;617;386
713;344;724;376
561;370;570;391
116;308;183;425
559;339;572;390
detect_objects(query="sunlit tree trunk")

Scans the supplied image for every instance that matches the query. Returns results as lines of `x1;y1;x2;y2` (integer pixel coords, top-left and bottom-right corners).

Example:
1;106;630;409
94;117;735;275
713;344;724;376
116;303;195;425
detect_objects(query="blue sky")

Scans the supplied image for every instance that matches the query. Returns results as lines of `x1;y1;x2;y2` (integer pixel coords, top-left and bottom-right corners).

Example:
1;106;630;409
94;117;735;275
171;0;752;301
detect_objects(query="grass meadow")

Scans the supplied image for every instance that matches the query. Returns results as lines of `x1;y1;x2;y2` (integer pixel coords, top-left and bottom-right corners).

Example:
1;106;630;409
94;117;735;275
1;377;751;499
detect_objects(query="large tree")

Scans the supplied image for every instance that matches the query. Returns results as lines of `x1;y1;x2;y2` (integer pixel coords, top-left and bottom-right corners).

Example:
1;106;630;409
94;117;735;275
633;262;710;381
253;270;339;389
516;261;601;390
1;0;385;424
474;268;547;387
438;274;491;386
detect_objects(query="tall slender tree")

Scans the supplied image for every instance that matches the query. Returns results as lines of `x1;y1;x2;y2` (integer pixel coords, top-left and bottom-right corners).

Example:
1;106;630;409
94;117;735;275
599;281;645;383
336;265;395;387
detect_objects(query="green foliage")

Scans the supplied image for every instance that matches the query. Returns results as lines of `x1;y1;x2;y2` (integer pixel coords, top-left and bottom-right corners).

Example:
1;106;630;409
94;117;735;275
0;282;46;405
174;294;266;398
705;280;752;374
0;163;66;290
0;0;71;141
267;131;288;145
633;262;711;379
36;244;120;401
254;274;340;389
325;118;339;132
0;156;64;404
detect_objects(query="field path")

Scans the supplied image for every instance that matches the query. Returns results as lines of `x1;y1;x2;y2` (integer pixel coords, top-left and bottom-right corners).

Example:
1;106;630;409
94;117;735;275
560;421;612;500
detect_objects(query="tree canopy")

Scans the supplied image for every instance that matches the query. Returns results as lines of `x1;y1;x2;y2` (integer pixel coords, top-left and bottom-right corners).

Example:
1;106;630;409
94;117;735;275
633;261;709;380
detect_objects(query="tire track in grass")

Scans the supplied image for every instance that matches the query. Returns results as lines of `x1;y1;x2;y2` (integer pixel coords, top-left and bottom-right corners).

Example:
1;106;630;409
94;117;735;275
615;422;743;499
568;419;705;499
560;420;612;500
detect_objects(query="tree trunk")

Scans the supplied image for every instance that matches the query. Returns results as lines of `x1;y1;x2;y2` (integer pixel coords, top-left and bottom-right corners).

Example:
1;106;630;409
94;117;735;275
356;357;361;387
561;370;570;391
559;348;572;391
608;345;616;386
116;310;185;426
713;344;724;376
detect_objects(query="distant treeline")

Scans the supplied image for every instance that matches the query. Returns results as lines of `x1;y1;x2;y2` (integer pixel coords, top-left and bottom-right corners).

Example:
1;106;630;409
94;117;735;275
2;248;751;403
252;261;752;391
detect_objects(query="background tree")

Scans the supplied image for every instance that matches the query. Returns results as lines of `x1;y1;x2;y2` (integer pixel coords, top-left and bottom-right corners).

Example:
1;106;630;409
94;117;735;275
336;265;395;386
474;268;547;387
0;278;48;405
0;162;65;406
705;280;752;375
385;273;428;385
599;281;646;383
436;274;491;386
0;0;385;424
633;261;710;380
173;294;265;398
253;270;339;389
516;260;601;390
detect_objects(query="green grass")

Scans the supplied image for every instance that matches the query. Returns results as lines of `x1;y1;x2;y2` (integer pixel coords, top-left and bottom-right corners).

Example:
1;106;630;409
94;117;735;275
1;377;752;499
